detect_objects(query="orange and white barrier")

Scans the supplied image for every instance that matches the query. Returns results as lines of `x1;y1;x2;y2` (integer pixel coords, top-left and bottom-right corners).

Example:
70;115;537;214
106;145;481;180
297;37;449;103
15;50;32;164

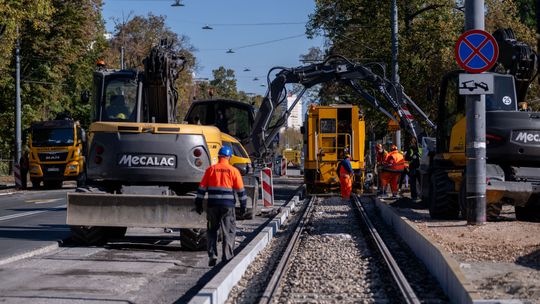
261;167;273;207
281;157;287;176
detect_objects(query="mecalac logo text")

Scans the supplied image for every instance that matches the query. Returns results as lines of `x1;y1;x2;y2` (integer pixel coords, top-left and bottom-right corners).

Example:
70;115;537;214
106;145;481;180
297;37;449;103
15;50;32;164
118;154;176;167
513;131;540;144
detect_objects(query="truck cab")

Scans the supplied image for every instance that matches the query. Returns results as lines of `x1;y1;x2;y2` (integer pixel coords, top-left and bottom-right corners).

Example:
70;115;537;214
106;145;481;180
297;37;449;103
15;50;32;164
27;119;86;188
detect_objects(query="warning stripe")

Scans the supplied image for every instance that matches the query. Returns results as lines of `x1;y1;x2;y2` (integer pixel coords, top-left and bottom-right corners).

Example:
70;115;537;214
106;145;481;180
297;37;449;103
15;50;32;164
261;167;273;207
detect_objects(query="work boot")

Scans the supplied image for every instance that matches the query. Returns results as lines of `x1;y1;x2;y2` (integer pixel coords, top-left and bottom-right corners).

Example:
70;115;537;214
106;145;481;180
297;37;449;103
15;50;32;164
208;258;217;267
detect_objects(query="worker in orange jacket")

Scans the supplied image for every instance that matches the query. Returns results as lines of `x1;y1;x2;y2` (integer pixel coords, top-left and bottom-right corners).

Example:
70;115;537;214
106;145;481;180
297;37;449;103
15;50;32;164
195;146;247;266
380;144;406;198
336;153;354;199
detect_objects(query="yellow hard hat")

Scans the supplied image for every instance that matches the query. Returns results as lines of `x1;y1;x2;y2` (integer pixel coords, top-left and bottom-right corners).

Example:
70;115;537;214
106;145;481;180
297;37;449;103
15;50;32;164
116;113;126;119
345;153;351;158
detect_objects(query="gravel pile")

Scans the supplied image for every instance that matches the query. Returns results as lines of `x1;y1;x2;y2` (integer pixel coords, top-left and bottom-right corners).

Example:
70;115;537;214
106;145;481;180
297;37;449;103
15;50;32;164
273;197;395;303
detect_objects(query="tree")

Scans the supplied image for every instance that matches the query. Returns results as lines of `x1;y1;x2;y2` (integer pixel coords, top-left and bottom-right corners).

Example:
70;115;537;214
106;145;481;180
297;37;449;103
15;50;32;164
209;66;239;99
0;0;105;158
306;0;538;134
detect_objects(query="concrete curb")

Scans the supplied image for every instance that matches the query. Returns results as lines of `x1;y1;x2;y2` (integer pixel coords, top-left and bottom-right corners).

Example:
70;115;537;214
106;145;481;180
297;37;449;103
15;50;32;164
0;242;60;266
189;196;301;304
374;198;480;304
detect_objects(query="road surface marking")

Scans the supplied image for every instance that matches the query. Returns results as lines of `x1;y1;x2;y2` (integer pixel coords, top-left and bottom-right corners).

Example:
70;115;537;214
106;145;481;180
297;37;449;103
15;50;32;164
0;204;66;222
25;198;63;204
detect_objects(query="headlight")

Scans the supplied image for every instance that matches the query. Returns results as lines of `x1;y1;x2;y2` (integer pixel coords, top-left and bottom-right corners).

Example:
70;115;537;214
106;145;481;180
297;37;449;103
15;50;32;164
30;165;40;173
68;164;78;171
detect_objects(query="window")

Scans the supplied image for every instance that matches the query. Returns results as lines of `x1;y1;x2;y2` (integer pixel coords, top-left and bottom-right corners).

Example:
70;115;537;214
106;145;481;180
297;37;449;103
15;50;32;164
103;78;138;122
32;128;74;147
320;119;336;133
232;142;249;158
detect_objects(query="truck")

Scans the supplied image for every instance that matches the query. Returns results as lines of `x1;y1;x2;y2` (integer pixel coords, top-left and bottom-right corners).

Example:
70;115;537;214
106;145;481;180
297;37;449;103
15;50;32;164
27;118;86;189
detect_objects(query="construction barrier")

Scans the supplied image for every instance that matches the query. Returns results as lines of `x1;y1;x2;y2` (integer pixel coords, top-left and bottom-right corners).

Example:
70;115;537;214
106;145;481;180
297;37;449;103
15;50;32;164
13;163;21;188
281;157;287;176
261;167;273;207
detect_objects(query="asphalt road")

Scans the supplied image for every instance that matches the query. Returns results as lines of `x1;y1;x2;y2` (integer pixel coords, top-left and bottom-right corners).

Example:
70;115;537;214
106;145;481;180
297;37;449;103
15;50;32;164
0;186;73;262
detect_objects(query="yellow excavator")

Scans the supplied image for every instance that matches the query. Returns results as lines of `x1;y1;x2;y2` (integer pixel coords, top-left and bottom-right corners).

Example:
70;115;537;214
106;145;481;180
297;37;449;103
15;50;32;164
67;41;258;248
421;28;540;221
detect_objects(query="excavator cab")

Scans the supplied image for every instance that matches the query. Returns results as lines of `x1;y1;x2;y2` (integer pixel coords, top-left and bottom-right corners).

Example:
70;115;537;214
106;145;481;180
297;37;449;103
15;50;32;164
91;70;141;123
184;99;255;143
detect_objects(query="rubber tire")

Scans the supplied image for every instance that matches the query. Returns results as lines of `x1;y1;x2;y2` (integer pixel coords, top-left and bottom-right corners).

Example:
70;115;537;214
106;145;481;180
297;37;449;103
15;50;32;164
515;201;540;222
76;171;87;187
428;169;459;219
44;181;62;189
105;227;127;239
70;226;108;246
180;228;207;251
31;178;41;189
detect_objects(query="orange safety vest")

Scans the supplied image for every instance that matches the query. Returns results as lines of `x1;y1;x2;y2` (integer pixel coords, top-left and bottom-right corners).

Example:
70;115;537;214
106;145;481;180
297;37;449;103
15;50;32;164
376;150;388;165
195;158;247;208
384;150;406;172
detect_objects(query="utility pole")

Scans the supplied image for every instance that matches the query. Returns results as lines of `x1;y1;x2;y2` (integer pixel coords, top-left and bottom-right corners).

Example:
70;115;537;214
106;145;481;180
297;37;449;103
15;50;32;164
391;0;401;150
465;0;486;225
15;26;22;165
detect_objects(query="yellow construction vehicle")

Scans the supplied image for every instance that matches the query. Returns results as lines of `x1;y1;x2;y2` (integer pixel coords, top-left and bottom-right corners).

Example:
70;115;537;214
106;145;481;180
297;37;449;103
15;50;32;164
421;29;540;221
67;42;258;248
247;56;433;195
302;104;365;194
27;117;86;189
282;148;301;168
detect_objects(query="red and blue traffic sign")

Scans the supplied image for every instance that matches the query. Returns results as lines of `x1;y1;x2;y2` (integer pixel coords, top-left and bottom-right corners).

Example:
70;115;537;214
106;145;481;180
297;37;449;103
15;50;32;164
454;29;499;73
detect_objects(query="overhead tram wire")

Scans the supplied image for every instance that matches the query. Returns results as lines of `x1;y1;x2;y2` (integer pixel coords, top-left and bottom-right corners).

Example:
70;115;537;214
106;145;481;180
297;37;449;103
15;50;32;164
198;33;306;53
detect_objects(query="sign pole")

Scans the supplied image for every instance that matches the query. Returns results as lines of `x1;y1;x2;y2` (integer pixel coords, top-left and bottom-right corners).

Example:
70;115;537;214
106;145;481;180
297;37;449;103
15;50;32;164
465;0;486;225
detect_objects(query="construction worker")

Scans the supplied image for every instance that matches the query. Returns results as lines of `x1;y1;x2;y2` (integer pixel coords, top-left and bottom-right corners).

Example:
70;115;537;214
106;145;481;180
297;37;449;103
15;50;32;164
380;144;406;198
336;153;354;199
404;138;422;200
194;146;247;267
375;143;388;195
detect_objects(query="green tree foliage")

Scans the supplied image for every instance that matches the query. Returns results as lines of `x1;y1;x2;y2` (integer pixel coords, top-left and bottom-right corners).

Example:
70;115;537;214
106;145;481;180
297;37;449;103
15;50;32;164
209;66;239;99
307;0;538;136
0;0;105;158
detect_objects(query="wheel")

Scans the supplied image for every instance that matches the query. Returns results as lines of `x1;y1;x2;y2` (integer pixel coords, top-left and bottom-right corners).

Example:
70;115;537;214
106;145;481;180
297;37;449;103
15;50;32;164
180;228;207;251
104;227;127;239
516;195;540;222
31;178;41;189
76;171;87;187
70;226;108;245
44;180;63;189
428;169;459;219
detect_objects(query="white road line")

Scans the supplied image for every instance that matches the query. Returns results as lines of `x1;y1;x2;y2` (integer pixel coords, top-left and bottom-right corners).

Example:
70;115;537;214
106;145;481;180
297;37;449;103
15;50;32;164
0;192;16;196
0;204;67;222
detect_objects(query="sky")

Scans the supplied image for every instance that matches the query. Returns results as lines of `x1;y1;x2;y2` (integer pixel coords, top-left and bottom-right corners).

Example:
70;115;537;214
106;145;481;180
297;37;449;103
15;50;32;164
101;0;326;96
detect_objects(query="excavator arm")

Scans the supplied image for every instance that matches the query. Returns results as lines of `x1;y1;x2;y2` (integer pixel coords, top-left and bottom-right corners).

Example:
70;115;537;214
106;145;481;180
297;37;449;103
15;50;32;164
246;55;435;160
143;39;186;123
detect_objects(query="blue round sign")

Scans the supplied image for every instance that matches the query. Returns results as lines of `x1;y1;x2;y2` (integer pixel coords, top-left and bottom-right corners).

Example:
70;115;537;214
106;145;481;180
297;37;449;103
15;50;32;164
454;29;499;73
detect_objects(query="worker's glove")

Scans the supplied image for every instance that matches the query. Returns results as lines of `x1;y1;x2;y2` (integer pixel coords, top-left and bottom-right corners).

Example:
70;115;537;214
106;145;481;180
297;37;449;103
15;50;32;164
195;202;203;215
239;206;246;216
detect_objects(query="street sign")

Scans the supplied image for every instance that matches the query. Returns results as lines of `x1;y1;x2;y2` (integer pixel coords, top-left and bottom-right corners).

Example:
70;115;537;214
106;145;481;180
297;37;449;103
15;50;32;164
458;73;494;95
455;29;499;73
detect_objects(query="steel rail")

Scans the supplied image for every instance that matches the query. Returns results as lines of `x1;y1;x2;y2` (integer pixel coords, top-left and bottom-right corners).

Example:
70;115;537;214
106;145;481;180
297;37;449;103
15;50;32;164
257;195;316;304
352;194;421;304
